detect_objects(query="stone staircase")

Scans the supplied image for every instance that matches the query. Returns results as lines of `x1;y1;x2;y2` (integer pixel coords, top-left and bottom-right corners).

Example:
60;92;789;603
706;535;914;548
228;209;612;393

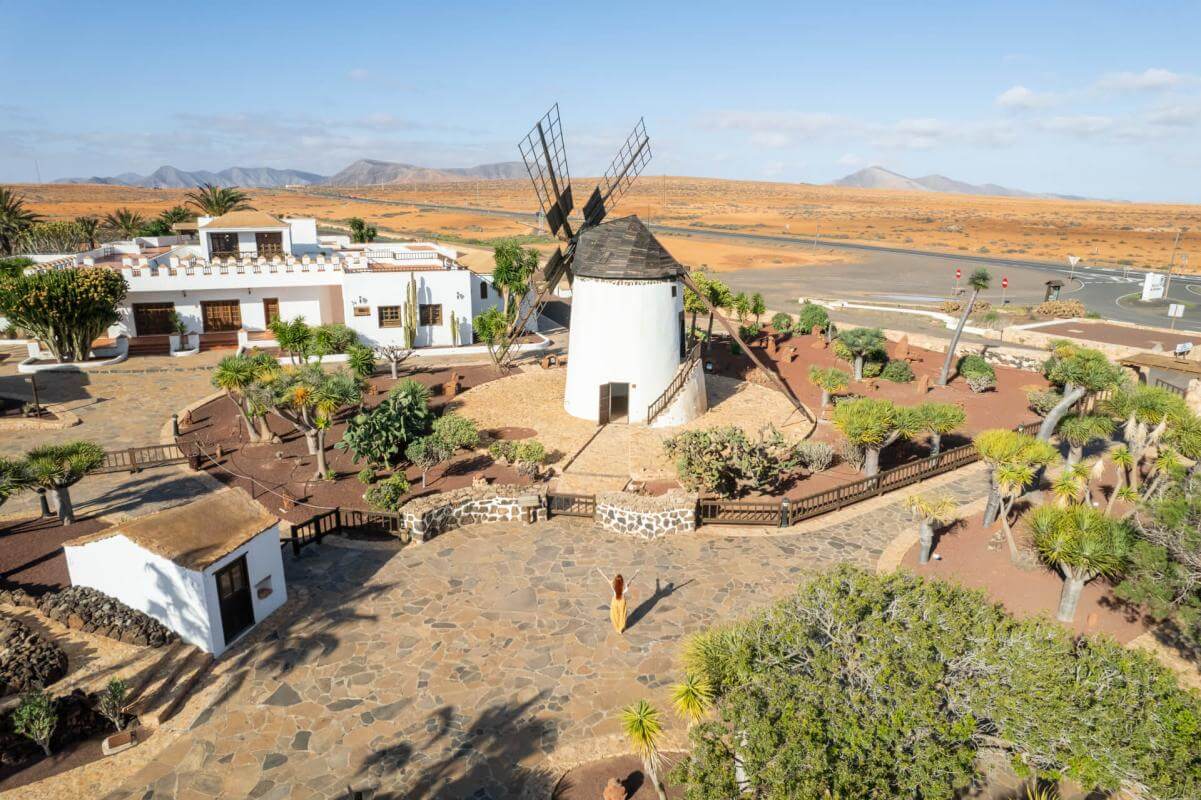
126;642;213;728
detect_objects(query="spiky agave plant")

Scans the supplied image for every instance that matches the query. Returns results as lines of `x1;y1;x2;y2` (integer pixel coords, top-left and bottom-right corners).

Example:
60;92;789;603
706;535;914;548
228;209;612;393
671;672;713;726
621;700;668;800
1028;504;1131;622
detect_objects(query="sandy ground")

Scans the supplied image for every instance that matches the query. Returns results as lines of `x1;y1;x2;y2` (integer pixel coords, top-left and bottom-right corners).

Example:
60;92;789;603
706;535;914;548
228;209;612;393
17;177;1200;273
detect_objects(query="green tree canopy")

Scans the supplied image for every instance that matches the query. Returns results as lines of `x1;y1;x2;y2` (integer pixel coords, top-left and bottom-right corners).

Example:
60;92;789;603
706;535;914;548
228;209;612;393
491;240;539;315
0;186;40;255
0;266;127;362
337;379;432;469
185;183;253;216
835;327;886;380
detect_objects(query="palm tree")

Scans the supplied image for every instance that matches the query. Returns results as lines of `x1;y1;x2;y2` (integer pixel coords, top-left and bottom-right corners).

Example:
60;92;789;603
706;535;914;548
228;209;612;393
922;403;967;455
904;493;957;564
836;327;886;380
0;186;41;255
0;457;32;512
938;268;991;386
749;292;766;324
212;354;269;442
73;216;101;250
1028;504;1131;622
1056;414;1114;465
24;441;105;525
269;316;314;364
1037;344;1123;441
731;292;750;324
158;205;193;226
832;397;927;476
1101;384;1188;486
671;673;713;727
102;208;146;239
185;183;253;216
701;276;731;347
973;429;1058;526
491;240;539;317
620;700;668;800
1141;448;1184;501
807;366;850;416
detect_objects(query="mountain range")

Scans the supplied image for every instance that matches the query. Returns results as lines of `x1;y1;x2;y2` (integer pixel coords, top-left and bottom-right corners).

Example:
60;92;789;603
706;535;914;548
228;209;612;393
54;159;529;188
829;166;1088;200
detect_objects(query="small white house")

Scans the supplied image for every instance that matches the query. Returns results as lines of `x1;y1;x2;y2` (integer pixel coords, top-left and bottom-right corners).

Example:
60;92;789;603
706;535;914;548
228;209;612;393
64;490;287;656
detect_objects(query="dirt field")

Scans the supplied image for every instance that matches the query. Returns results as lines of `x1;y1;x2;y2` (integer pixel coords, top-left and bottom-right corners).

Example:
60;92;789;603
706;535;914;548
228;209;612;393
15;176;1200;273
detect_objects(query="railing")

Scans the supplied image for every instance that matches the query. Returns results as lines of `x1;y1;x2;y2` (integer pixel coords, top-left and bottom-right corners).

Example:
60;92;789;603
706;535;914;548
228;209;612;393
646;341;702;424
1155;378;1187;397
210;246;284;260
339;508;404;537
546;493;596;518
698;496;783;526
289;508;339;555
94;442;200;474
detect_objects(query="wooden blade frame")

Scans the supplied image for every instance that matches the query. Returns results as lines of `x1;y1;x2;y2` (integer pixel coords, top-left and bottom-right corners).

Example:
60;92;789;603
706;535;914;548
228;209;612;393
680;272;816;431
518;104;574;241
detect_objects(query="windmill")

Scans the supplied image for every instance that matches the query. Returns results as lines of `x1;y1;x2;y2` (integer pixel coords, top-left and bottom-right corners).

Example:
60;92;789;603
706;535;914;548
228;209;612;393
508;104;813;427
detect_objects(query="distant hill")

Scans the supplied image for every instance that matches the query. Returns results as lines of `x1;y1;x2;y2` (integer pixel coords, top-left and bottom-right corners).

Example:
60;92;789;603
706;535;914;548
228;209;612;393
323;159;528;186
829;166;1088;200
55;159;528;188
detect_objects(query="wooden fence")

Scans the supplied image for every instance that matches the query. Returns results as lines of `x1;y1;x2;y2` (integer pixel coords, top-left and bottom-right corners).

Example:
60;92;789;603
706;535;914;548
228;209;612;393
94;442;200;474
546;493;596;518
1155;378;1187;397
288;507;403;555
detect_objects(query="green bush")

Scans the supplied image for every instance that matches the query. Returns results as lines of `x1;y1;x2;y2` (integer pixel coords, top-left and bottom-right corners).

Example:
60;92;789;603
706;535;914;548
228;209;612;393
738;323;761;341
432;413;480;451
795;441;834;472
663;425;805;497
0;267;127;362
880;360;915;383
346;343;375;379
831;338;853;362
514;440;547;465
336;379;431;468
357;467;375;485
1026;387;1064;416
861;359;885;379
312;323;358;355
12;690;56;757
489;440;517;463
957;353;995;379
795;301;830;334
673;567;1201;800
364;475;410;510
769;312;793;334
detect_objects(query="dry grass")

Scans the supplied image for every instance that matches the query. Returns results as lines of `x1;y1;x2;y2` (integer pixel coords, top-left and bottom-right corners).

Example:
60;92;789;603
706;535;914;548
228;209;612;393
15;176;1201;273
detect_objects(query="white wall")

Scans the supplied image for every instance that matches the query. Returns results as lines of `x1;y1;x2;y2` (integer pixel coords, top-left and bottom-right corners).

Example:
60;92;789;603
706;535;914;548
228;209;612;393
200;527;288;655
564;276;686;423
65;535;212;652
284;218;319;252
199;227;292;261
342;269;488;347
117;285;339;336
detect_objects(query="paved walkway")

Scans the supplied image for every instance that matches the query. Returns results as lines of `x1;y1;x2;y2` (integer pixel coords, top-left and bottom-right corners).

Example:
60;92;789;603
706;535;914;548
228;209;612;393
98;467;989;800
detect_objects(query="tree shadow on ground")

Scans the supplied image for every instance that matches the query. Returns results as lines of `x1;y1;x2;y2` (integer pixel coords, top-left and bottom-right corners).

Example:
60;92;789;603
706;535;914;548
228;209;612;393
627;578;695;630
349;692;559;800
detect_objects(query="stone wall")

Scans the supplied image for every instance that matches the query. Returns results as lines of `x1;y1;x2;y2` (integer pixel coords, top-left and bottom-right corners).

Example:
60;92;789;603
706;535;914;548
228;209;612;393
0;586;177;648
881;329;1046;371
595;491;698;540
0;614;68;696
400;484;543;543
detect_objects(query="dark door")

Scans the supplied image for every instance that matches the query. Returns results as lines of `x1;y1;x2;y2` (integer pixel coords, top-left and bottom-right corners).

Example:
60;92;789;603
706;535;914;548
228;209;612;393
201;300;242;332
678;310;686;358
255;231;284;257
215;555;255;646
598;384;611;425
262;298;280;325
610;383;629;422
208;232;238;258
132;302;175;335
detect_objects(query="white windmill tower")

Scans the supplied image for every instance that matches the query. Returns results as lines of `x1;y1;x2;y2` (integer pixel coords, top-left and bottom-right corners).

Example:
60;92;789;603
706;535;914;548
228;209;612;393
508;105;813;428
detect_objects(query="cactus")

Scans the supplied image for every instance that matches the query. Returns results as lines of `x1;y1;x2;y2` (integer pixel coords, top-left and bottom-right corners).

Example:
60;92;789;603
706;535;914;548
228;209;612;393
450;311;460;346
402;274;418;349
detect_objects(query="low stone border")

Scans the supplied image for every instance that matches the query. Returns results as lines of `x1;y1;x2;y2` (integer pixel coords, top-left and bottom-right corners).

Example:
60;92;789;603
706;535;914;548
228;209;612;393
595;490;698;539
0;613;68;697
18;340;129;373
0;395;81;431
0;587;177;648
400;483;543;543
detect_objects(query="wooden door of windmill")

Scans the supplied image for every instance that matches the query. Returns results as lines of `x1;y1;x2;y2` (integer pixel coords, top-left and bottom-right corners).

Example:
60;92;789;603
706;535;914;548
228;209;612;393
598;384;611;424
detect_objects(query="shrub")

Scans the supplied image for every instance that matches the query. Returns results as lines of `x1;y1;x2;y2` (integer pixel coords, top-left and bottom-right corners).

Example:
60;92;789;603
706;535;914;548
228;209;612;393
796;441;834;472
738;322;761;341
406;433;455;488
769;312;793;334
364;474;410;510
13;690;56;756
432;413;480;451
346;343;375;379
489;439;517;463
795;301;830;334
957;353;995;380
514;440;547;465
674;567;1201;800
1026;387;1064;416
861;359;884;379
357;467;375;485
831;338;853;362
1034;299;1087;318
0;267;127;362
967;373;997;393
98;679;127;733
663;425;805;497
880;360;915;383
940;299;993;315
336;379;431;468
838;439;865;471
311;323;358;354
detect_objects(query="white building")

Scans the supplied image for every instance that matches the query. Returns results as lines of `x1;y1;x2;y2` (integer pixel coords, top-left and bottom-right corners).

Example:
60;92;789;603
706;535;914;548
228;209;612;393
63;490;287;656
42;210;525;355
563;216;706;426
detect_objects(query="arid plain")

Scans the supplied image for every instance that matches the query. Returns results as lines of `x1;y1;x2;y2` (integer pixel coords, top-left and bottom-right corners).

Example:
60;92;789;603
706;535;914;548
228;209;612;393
13;177;1200;273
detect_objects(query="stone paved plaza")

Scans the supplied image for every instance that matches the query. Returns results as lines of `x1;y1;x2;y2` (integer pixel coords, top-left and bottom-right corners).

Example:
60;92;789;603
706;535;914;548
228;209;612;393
98;467;987;800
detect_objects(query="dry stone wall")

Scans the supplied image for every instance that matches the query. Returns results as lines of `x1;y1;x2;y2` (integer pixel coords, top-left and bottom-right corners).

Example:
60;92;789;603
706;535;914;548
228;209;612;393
0;586;177;648
401;484;543;542
595;491;698;539
0;614;68;696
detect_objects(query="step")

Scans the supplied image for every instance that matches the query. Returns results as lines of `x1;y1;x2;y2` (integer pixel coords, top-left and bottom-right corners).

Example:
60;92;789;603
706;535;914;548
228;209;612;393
129;644;213;729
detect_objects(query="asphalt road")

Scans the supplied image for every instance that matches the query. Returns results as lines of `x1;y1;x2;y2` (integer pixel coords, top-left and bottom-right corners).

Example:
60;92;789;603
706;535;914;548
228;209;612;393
307;191;1200;332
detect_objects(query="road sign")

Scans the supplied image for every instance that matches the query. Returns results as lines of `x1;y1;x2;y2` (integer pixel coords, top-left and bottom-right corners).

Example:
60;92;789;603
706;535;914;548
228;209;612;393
1067;256;1080;267
1001;276;1008;289
955;267;962;280
1142;273;1167;302
1169;303;1184;318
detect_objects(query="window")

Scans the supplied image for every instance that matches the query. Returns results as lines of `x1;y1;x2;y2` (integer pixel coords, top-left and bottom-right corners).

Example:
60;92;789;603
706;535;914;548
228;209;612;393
480;282;488;299
419;304;443;326
671;284;678;297
378;305;402;328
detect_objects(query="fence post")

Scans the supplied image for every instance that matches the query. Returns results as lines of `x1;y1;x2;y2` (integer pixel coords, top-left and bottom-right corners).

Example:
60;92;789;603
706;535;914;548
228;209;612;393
290;524;301;557
171;414;180;438
779;497;790;528
128;447;140;473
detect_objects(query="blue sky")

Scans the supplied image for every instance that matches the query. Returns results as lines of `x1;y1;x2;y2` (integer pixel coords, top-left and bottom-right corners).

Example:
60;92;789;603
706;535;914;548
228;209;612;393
3;0;1200;201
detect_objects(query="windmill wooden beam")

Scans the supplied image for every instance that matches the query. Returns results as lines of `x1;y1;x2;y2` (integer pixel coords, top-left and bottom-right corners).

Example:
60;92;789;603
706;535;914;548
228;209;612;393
680;272;817;431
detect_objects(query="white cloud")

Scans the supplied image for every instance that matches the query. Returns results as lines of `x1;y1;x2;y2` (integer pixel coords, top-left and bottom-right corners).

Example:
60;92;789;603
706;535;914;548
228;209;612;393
1037;115;1115;137
1095;68;1184;92
1146;104;1201;128
704;111;847;139
749;131;793;148
837;153;864;168
996;85;1058;110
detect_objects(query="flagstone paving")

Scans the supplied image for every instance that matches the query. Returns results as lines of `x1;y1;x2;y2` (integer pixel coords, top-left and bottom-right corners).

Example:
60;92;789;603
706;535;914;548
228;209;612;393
99;466;989;800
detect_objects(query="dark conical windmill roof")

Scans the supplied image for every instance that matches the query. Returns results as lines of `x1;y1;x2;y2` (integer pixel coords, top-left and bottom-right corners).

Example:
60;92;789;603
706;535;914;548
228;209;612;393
571;216;684;280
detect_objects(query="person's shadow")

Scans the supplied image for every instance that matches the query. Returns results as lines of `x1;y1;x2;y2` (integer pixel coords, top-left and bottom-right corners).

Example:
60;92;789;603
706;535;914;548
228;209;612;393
627;577;694;629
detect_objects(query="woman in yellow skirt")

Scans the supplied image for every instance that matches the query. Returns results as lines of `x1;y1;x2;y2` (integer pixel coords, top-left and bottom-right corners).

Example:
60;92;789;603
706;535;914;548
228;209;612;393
598;568;638;634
